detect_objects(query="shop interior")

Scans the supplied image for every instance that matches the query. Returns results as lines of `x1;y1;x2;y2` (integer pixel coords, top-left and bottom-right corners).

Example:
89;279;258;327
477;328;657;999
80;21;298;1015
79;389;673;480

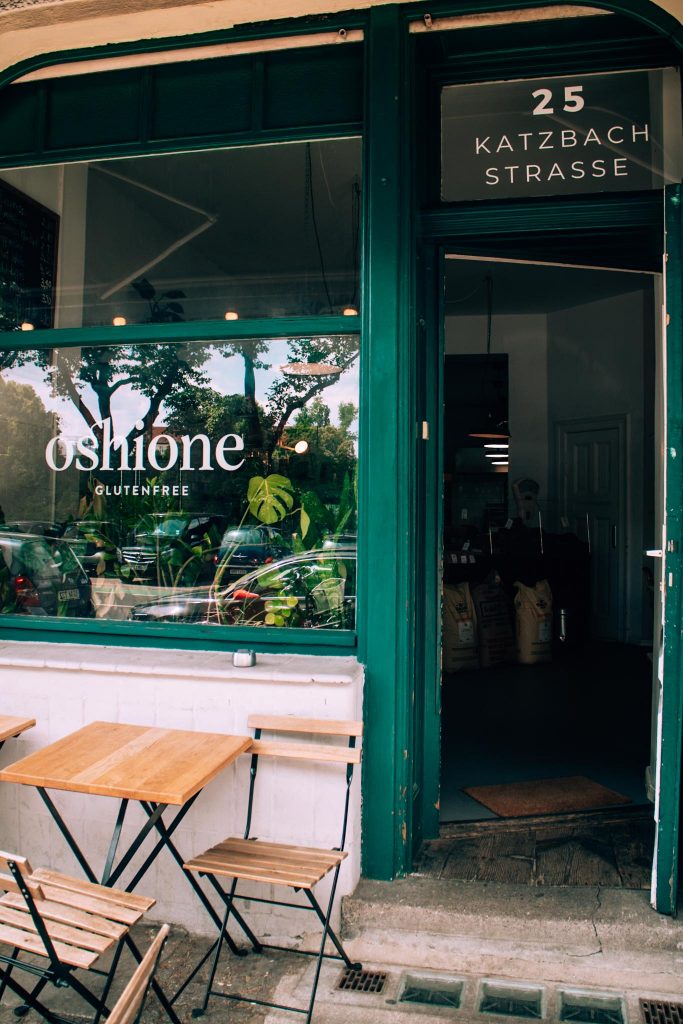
440;256;658;860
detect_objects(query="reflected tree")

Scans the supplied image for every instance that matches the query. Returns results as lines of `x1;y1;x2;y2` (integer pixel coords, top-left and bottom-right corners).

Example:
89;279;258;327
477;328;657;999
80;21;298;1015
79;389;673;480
0;376;58;520
266;335;359;454
48;342;212;448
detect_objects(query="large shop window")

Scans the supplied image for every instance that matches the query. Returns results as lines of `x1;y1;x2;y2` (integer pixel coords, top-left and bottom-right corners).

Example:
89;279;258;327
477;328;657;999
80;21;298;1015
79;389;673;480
0;134;362;637
0;334;359;629
0;138;361;329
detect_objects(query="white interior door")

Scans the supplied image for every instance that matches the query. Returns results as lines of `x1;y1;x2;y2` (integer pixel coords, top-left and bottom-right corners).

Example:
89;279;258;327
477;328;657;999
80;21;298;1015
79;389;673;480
557;416;626;642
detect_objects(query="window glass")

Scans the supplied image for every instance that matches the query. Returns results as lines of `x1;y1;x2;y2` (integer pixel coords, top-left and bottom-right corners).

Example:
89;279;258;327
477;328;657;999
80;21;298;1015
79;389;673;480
0;335;359;629
0;137;361;331
441;68;682;201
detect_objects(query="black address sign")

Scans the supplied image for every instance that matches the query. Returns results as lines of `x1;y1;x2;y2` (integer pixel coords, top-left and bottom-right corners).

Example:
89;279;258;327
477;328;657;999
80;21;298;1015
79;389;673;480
441;69;680;202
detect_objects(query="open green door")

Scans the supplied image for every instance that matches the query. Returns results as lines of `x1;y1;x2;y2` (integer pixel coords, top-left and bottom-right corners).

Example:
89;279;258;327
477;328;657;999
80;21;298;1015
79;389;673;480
653;184;683;916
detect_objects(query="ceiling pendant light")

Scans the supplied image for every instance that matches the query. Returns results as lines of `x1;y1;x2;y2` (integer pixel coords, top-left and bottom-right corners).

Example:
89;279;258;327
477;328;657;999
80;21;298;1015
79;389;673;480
468;274;510;440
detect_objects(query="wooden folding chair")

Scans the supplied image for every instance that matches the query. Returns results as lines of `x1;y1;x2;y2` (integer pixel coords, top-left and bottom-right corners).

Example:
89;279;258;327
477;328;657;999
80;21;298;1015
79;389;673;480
183;715;363;1023
0;852;179;1024
107;925;169;1024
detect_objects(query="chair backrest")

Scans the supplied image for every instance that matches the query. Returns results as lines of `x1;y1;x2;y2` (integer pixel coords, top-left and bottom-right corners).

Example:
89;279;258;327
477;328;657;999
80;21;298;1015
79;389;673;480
247;715;362;765
0;851;45;901
244;715;363;849
106;924;170;1024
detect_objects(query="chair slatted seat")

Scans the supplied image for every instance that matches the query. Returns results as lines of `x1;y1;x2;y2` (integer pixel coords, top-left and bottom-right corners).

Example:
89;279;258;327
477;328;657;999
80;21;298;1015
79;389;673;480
187;837;347;888
0;852;176;1024
182;714;363;1024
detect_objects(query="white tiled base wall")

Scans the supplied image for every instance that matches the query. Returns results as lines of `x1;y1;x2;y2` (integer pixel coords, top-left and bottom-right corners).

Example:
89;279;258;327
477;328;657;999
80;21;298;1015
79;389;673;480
0;641;364;943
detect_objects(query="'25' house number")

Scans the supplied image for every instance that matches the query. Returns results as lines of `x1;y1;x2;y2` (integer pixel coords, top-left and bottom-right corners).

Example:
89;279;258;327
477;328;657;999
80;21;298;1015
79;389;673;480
531;84;585;115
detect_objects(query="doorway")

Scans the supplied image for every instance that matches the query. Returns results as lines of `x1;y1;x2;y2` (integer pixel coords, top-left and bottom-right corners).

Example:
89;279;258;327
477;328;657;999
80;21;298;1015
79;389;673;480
434;255;658;887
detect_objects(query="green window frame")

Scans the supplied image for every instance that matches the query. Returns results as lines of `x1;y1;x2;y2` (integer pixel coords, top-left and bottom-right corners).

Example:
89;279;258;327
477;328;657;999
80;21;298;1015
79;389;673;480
0;32;365;656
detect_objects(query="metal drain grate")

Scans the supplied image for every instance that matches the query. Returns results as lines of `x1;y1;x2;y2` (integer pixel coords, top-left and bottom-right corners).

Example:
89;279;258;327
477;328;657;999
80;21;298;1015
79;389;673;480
337;968;387;994
560;992;624;1024
481;994;543;1018
642;1001;683;1024
401;984;462;1008
563;1004;623;1024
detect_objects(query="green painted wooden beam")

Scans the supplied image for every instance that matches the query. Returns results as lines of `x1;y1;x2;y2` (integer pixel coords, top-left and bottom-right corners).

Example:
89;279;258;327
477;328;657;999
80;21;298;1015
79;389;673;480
358;3;415;881
0;614;355;655
656;183;683;916
0;317;358;352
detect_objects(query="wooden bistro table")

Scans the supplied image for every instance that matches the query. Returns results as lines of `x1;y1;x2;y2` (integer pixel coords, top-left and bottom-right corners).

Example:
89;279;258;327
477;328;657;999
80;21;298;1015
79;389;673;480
0;721;257;957
0;715;35;753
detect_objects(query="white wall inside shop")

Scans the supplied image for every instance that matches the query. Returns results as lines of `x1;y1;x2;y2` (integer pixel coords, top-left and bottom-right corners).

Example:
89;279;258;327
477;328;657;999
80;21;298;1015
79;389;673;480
0;644;364;941
444;275;654;645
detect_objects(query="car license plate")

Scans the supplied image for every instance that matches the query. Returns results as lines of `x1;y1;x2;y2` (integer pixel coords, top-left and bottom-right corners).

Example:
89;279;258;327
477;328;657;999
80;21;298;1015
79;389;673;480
58;588;80;601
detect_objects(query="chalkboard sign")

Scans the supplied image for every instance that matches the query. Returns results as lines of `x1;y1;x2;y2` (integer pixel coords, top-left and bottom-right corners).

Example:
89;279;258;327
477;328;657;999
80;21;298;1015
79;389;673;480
0;178;59;331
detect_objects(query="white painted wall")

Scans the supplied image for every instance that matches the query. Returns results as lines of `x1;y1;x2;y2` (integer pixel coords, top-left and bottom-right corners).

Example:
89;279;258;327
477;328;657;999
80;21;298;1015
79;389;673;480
0;643;364;942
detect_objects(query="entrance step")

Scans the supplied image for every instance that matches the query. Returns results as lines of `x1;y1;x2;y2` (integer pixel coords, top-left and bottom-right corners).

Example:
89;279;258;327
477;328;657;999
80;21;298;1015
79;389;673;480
340;878;683;998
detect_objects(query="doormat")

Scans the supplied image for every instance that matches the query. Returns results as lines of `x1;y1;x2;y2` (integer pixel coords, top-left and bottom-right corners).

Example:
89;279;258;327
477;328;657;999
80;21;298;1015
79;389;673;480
463;776;631;818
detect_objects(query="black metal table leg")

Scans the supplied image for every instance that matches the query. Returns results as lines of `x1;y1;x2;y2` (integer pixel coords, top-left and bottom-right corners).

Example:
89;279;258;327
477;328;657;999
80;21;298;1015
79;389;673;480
137;801;248;956
37;788;98;883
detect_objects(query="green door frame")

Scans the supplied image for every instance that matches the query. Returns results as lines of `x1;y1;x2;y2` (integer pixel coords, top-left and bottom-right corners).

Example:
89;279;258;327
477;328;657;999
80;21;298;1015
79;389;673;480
413;195;679;917
416;196;678;907
654;183;683;914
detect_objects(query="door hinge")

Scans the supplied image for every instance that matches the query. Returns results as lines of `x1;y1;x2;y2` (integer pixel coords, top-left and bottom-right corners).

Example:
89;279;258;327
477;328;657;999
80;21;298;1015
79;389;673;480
667;539;678;554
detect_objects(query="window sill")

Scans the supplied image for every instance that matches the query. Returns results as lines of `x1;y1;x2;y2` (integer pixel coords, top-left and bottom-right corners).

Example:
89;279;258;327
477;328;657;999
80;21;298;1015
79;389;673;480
0;638;361;685
0;616;357;657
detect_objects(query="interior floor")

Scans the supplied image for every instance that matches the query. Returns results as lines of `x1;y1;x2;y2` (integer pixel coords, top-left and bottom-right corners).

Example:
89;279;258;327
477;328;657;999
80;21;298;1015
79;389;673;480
416;806;654;889
440;641;652;824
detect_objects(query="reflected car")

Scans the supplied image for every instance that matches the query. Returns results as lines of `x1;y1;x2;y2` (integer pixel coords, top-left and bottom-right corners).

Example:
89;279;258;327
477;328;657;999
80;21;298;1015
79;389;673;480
0;532;93;617
322;532;357;551
214;525;291;582
129;547;356;629
61;520;121;576
117;513;230;583
4;520;64;539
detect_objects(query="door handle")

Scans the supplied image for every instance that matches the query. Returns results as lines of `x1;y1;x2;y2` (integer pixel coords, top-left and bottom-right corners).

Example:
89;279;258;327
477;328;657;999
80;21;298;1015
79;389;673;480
645;549;663;558
612;525;617;549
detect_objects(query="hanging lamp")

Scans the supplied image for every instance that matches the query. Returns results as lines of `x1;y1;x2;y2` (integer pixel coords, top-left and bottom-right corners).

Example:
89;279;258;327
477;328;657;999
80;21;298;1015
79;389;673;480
468;274;510;440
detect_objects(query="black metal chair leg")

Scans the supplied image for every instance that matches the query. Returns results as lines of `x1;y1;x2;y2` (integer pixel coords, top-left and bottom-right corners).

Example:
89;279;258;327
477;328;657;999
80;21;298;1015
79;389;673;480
92;938;124;1024
61;968;113;1019
170;938;218;1006
192;900;233;1018
0;968;72;1024
125;934;181;1024
206;875;262;953
304;890;361;970
11;973;50;1018
0;948;18;1004
305;866;347;1024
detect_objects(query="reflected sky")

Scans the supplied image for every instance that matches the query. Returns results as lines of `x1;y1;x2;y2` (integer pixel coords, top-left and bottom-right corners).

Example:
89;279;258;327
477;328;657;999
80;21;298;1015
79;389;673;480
4;338;360;443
